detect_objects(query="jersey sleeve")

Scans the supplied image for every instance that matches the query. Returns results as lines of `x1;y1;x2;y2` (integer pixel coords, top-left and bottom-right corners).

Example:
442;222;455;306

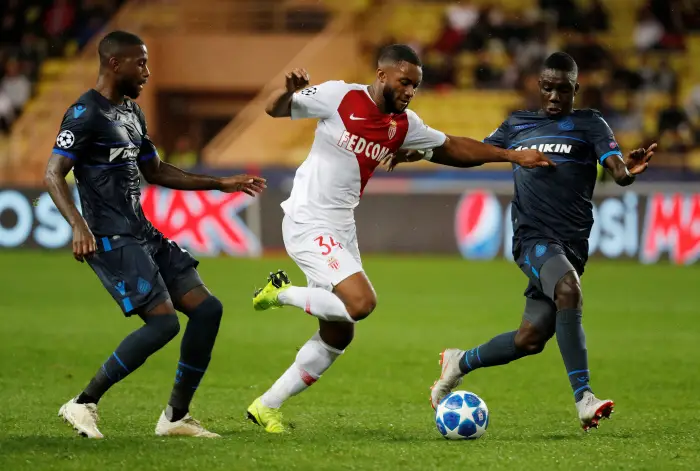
291;80;348;120
588;113;623;164
52;102;93;160
401;110;447;150
134;105;158;163
138;134;158;162
483;120;509;148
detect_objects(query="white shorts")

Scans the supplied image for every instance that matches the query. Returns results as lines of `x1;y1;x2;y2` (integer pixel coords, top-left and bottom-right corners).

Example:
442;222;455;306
282;215;363;291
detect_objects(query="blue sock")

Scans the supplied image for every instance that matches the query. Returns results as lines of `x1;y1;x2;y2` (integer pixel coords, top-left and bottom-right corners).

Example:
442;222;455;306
167;296;223;421
556;308;592;402
458;331;528;374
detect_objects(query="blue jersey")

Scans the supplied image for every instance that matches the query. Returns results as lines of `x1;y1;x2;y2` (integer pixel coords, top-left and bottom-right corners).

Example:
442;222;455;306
484;109;622;242
52;89;159;240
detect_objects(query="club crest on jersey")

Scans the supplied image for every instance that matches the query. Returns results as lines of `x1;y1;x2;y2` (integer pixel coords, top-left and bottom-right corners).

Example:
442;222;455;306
558;117;574;131
137;277;151;294
388;119;397;139
535;244;548;257
327;256;340;271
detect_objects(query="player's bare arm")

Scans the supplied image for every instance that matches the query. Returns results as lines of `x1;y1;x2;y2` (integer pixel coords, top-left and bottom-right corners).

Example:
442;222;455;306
604;142;656;187
386;136;554;170
265;68;310;117
435;135;554;168
45;153;96;262
138;155;266;196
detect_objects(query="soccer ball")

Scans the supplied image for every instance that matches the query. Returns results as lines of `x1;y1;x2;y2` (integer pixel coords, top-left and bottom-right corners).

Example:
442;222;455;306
435;390;489;440
56;130;75;149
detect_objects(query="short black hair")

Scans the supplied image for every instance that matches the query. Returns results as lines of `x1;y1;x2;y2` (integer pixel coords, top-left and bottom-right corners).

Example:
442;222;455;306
377;44;422;67
542;52;578;79
98;31;145;67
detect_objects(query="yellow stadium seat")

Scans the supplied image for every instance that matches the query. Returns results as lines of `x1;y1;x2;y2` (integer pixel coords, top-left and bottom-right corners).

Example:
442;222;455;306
386;4;446;44
40;60;68;78
456;52;477;69
688;150;700;171
64;40;79;58
455;70;474;89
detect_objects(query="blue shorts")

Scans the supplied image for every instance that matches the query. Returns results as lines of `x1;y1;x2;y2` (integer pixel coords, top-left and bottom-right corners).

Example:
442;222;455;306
87;233;201;316
513;237;588;300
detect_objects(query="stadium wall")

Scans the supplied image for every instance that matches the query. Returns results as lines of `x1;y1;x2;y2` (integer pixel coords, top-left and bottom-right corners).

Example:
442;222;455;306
1;182;698;265
149;35;320;91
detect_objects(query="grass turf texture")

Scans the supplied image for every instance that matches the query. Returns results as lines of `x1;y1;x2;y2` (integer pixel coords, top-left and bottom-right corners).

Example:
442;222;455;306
0;252;698;470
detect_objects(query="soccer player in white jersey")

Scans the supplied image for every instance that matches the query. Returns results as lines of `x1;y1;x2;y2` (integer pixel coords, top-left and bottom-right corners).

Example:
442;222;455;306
246;45;553;433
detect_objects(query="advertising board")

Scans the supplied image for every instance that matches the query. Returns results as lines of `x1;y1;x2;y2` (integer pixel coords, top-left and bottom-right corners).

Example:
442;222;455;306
1;186;698;264
454;190;700;265
0;187;261;257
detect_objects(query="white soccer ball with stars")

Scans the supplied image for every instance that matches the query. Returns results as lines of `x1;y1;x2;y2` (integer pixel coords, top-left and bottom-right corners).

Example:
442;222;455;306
435;390;489;440
56;130;75;149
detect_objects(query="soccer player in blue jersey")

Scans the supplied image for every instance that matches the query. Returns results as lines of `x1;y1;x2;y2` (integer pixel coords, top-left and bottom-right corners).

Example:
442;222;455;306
45;31;266;438
389;52;656;431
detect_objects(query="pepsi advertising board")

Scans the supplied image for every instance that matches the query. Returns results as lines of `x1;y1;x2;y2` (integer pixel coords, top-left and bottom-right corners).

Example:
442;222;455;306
454;190;700;265
0;187;261;257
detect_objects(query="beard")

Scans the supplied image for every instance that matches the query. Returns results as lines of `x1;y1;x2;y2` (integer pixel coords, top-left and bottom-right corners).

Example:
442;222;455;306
119;80;141;99
382;84;402;114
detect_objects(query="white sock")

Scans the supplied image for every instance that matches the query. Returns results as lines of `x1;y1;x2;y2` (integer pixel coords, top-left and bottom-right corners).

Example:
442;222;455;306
261;332;343;409
278;286;355;323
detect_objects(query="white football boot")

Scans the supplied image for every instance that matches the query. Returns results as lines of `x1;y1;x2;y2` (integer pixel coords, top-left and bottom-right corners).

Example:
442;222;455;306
154;411;220;438
576;390;614;431
430;349;466;410
58;397;104;439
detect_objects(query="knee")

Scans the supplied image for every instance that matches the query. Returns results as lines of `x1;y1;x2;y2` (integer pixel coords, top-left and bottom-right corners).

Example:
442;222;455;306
202;296;224;321
150;313;181;343
190;296;224;325
554;272;583;310
346;292;377;321
514;324;549;355
319;323;354;350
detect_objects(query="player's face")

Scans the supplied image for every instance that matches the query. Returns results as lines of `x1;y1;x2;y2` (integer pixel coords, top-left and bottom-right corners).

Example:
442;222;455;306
539;69;578;117
116;45;150;99
378;61;422;114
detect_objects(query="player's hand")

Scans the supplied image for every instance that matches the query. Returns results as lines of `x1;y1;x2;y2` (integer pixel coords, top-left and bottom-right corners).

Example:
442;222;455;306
625;142;656;175
286;68;310;93
72;220;96;263
218;175;267;196
382;149;424;172
508;149;556;169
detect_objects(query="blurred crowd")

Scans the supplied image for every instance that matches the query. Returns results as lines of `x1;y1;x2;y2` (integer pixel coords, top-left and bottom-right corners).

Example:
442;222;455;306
0;0;124;134
2;0;700;163
376;0;700;155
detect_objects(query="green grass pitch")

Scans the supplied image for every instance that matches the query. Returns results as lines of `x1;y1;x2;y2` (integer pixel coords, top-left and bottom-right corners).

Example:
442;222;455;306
0;251;698;470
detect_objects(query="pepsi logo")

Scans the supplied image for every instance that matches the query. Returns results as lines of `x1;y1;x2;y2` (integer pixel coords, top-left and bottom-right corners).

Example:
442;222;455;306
454;190;502;259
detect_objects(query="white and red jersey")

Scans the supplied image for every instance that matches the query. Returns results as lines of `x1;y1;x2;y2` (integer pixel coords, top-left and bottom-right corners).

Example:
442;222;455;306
280;80;447;231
